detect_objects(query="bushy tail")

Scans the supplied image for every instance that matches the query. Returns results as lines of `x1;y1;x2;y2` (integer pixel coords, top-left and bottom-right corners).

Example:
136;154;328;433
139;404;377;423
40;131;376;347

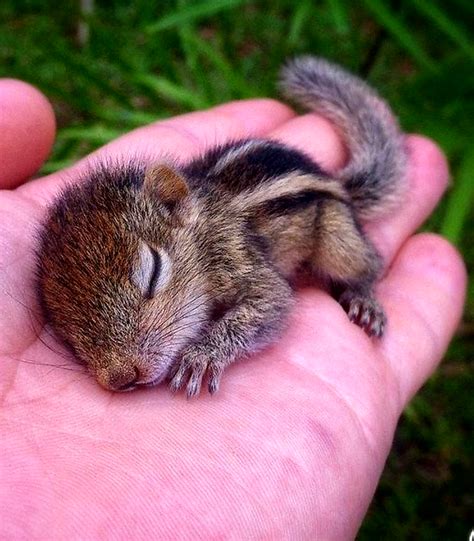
279;56;406;220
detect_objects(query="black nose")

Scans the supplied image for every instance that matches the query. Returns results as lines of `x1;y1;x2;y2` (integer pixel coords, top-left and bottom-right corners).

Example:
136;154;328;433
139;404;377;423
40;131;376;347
111;367;140;391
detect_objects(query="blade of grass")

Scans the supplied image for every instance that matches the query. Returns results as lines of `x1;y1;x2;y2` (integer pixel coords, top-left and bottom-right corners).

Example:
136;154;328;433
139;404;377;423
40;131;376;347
361;0;437;72
411;0;474;63
147;0;247;34
176;0;213;104
98;109;165;126
449;0;474;14
441;147;474;245
416;121;470;156
41;159;77;174
186;33;255;99
49;139;82;165
326;0;350;35
77;0;94;47
287;0;312;48
59;125;124;143
133;74;208;110
47;39;134;109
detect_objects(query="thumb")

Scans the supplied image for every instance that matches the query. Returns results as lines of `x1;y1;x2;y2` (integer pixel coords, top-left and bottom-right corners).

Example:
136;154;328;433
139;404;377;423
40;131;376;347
0;79;56;189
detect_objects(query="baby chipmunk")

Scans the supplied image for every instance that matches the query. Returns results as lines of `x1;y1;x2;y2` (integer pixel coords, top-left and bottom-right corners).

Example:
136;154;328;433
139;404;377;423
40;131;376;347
37;57;406;397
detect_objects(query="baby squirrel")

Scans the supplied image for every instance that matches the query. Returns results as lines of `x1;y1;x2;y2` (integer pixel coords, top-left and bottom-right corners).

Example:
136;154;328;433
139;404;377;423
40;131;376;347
37;57;406;397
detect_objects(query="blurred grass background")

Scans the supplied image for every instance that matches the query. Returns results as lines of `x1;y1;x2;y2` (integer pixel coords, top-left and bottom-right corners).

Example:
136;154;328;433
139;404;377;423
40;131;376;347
1;0;472;537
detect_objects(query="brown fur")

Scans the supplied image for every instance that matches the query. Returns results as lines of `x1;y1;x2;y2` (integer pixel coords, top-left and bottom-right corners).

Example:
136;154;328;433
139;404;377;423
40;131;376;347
36;57;405;396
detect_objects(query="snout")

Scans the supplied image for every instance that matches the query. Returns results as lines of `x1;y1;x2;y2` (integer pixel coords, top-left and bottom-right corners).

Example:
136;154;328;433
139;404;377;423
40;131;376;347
95;365;140;392
94;361;169;392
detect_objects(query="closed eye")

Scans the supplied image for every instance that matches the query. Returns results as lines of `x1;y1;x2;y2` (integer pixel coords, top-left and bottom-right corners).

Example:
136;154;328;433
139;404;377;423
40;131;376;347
145;247;162;299
131;242;171;298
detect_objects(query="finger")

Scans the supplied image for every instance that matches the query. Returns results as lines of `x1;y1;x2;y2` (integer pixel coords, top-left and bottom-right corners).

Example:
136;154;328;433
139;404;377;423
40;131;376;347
0;79;56;189
96;98;295;160
378;233;466;411
21;99;295;202
269;113;347;173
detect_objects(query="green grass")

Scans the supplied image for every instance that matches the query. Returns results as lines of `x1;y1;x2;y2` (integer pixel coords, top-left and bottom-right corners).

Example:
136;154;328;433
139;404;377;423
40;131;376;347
1;1;473;537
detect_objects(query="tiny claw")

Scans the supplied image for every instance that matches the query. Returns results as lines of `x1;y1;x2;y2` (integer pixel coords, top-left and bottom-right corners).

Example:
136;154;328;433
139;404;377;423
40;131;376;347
369;314;386;338
367;324;378;338
348;302;361;322
340;292;386;339
379;320;385;336
186;380;201;399
359;307;371;328
208;372;222;395
186;366;206;399
169;368;187;392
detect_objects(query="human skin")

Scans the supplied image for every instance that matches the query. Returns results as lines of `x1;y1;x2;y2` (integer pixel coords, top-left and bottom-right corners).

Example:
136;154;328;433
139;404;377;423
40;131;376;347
0;80;466;540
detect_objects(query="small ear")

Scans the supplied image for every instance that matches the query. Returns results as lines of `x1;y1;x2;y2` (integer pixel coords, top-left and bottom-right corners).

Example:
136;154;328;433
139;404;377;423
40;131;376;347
144;164;189;206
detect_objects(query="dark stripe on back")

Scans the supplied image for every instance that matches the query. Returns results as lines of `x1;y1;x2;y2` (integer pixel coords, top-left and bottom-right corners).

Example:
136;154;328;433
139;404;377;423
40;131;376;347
258;189;329;217
183;139;329;194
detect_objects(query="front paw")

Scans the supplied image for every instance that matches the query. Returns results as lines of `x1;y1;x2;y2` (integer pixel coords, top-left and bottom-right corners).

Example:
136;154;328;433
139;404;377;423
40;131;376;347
339;292;386;338
168;349;223;398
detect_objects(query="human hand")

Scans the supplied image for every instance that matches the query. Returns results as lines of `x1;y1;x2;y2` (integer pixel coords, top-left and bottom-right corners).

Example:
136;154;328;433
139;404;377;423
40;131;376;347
0;80;465;539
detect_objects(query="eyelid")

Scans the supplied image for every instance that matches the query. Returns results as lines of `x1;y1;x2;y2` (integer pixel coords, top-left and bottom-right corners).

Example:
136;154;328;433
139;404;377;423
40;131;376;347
131;242;172;298
146;248;162;299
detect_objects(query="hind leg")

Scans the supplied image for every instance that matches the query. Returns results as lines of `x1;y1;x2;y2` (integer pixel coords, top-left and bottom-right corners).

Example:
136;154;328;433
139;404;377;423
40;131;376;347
313;199;386;337
337;288;386;338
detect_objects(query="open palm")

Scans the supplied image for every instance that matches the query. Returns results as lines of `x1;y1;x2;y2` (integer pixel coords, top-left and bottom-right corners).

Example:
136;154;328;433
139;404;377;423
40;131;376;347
0;81;465;539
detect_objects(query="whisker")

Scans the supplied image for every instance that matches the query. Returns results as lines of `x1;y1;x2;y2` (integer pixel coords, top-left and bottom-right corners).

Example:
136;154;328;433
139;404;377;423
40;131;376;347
34;332;76;362
157;315;210;343
3;289;75;361
8;355;86;373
